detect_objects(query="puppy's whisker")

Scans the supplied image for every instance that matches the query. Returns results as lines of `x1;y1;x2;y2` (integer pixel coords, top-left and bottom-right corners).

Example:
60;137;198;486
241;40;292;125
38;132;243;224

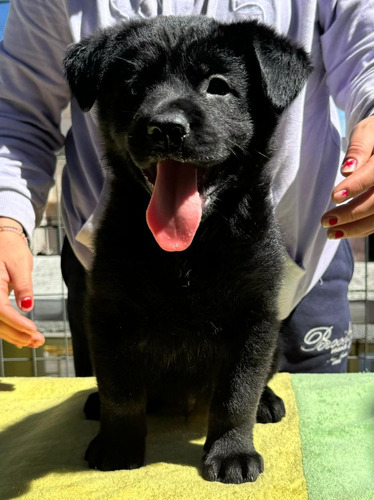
227;142;249;158
113;55;138;66
225;137;249;154
254;150;271;161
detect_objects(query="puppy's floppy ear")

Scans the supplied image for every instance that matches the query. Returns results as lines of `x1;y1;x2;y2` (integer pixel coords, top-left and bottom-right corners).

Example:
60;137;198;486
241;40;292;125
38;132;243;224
222;20;312;113
64;30;110;112
251;23;312;112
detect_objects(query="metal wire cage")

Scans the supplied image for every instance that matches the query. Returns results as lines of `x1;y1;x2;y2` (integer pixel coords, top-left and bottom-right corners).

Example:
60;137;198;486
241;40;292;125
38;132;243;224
348;239;374;371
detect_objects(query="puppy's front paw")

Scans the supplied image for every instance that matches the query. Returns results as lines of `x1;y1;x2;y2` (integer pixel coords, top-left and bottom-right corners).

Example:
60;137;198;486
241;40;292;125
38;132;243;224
202;448;264;484
256;385;285;423
85;432;145;471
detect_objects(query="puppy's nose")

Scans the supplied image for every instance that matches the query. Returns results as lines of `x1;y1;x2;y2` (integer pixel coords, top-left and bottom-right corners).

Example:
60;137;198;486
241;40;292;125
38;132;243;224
147;113;190;147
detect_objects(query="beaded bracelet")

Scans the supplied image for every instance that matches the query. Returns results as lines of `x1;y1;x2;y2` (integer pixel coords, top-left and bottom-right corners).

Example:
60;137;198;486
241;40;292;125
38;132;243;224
0;225;29;246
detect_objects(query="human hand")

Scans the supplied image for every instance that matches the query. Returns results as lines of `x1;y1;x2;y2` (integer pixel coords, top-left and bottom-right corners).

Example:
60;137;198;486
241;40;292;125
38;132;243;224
0;218;45;348
321;115;374;239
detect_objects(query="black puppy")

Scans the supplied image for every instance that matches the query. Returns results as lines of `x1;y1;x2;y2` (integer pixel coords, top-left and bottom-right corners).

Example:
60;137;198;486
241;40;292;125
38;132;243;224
64;16;310;484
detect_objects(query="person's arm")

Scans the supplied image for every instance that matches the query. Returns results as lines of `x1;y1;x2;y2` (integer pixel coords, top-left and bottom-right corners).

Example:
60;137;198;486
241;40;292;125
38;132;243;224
0;0;73;232
317;1;374;237
0;0;73;346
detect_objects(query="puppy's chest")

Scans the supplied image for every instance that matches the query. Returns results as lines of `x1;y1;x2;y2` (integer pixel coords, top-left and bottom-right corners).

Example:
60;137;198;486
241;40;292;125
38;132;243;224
133;257;228;316
120;252;253;332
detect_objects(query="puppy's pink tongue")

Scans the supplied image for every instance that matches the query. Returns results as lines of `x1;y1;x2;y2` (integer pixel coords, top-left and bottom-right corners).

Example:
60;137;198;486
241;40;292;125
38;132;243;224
146;160;202;252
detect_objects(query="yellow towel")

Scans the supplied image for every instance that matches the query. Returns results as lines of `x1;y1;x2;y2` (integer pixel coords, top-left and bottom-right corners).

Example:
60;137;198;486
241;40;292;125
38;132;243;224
0;374;307;499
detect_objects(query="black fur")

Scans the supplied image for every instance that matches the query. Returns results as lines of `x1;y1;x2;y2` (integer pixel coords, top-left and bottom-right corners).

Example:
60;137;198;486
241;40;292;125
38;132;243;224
64;16;311;484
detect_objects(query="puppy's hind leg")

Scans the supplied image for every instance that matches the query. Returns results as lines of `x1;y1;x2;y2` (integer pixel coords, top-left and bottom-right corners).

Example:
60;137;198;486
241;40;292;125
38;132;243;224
256;347;285;423
256;385;285;423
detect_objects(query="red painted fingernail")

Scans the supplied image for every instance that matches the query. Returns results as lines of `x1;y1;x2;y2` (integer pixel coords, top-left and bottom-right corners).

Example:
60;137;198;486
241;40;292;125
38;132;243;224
330;230;345;239
335;189;349;199
329;217;338;226
20;297;33;309
341;158;357;172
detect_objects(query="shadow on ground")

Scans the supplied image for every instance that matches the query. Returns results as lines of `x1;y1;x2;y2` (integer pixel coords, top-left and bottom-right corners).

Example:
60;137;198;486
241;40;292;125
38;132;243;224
0;389;207;499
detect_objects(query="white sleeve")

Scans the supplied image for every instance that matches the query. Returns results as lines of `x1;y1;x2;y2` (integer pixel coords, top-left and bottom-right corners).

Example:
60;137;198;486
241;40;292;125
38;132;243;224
0;0;73;237
318;0;374;136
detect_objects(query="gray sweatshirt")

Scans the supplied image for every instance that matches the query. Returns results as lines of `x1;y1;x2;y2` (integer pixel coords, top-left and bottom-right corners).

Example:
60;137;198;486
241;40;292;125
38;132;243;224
0;0;373;318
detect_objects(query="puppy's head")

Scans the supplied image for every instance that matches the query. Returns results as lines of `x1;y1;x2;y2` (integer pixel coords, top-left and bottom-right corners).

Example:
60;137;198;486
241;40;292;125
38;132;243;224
64;16;311;252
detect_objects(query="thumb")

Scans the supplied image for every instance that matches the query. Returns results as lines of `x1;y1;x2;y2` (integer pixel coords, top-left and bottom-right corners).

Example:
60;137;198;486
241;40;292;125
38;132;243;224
341;116;374;176
11;253;34;313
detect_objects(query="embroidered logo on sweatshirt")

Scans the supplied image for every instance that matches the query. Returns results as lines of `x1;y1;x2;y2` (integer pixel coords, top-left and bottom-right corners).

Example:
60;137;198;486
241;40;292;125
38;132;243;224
301;324;353;366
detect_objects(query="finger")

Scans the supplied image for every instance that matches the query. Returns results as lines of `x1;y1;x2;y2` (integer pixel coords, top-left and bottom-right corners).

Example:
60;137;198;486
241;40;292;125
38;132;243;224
0;321;44;348
27;332;45;349
0;269;36;335
332;156;374;203
8;257;34;313
0;299;37;334
325;214;374;239
0;260;38;334
0;322;34;347
340;116;374;176
0;228;34;311
322;187;374;228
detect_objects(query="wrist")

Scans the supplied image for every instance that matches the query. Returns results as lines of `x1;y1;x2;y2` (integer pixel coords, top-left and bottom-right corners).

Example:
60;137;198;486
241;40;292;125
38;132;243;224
0;218;29;246
0;217;23;232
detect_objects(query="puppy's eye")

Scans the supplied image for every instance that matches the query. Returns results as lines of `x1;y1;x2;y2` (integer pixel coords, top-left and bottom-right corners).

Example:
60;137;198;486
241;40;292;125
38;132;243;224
206;76;231;96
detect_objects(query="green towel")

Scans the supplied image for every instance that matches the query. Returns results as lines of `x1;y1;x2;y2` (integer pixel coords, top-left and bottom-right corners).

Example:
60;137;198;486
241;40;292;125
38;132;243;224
292;373;374;500
0;374;373;499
